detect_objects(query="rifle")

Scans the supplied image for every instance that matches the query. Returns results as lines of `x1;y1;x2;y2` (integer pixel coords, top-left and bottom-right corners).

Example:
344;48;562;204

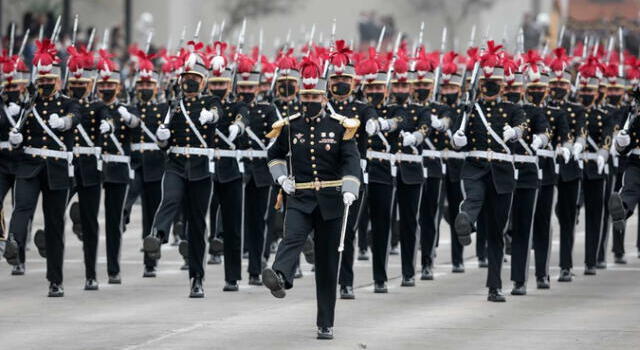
457;56;481;133
431;27;448;103
459;25;477;98
383;32;403;104
62;14;79;89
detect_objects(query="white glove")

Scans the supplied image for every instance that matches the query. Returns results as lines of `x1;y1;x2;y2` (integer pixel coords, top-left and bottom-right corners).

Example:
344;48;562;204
453;130;467;148
379;118;391;131
560;147;571;164
531;134;542;150
99;120;112;134
7;102;21;117
117;106;132;123
277;175;295;194
199;109;215;125
615;131;631;148
228;124;240;142
430;114;444;131
572;142;583;158
156;125;170;141
502;125;516;142
343;192;356;206
9;129;23;146
597;155;606;174
402;131;416;147
365;119;379;136
48;113;65;130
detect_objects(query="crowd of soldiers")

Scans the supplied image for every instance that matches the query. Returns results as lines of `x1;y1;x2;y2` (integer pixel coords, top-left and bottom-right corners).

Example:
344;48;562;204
2;19;640;340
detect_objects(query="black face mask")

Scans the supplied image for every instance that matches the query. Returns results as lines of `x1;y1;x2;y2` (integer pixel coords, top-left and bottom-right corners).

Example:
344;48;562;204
210;88;227;99
578;94;595;107
38;83;56;97
442;92;459;105
182;79;200;93
366;92;385;106
526;91;545;105
278;81;297;97
482;80;501;97
69;86;87;99
607;95;622;106
393;92;409;104
4;90;21;103
330;82;352;97
414;88;431;102
504;92;521;103
137;88;154;102
302;101;323;118
596;93;605;105
238;92;255;104
100;89;116;102
550;87;567;100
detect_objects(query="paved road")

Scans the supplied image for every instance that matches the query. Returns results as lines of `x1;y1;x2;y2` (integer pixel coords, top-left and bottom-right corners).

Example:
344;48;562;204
1;199;639;350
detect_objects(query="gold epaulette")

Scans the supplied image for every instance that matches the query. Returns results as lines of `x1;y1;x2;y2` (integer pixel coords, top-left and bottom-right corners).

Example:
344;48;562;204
265;113;300;138
329;113;361;140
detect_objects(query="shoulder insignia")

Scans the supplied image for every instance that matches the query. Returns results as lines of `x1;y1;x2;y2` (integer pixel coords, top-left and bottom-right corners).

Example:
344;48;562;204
330;113;361;140
266;113;300;138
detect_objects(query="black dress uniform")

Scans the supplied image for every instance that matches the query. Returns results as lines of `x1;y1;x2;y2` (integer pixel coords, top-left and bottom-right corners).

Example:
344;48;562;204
0;99;20;242
581;104;614;271
240;100;278;279
152;94;222;284
510;102;549;289
8;92;79;287
551;100;585;277
125;100;167;271
533;102;570;283
71;99;106;282
455;98;526;295
210;99;249;286
100;101;140;280
264;109;361;331
610;103;632;259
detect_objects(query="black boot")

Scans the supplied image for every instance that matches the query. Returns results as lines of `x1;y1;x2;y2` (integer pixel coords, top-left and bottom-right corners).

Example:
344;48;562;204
452;263;465;273
48;282;64;297
373;281;387;293
189;277;204;298
536;276;550;289
34;229;46;258
487;288;506;302
421;266;434;280
69;202;83;241
248;275;263;286
317;327;334;340
584;265;597;275
108;274;121;284
609;193;626;232
455;212;473;246
143;235;162;260
11;263;25;276
511;282;526;295
223;281;239;292
3;238;20;266
262;268;286;298
84;278;99;291
340;285;355;299
143;266;156;278
558;269;573;282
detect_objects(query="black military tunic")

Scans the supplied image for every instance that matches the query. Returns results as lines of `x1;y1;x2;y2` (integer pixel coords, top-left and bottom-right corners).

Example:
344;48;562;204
267;109;360;328
8;93;79;284
0;100;20;240
152;95;222;280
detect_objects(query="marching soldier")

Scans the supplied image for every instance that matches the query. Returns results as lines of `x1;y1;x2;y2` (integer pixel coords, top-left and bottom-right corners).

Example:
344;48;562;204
262;56;361;339
126;49;168;277
453;41;526;302
5;39;80;296
206;45;250;292
0;53;28;274
506;53;549;295
147;42;222;297
95;50;140;284
235;54;278;286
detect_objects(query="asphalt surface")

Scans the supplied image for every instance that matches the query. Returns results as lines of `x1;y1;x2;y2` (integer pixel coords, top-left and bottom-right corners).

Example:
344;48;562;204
1;198;639;350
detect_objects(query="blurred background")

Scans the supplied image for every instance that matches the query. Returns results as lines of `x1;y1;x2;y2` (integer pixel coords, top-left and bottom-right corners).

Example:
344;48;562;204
2;0;640;65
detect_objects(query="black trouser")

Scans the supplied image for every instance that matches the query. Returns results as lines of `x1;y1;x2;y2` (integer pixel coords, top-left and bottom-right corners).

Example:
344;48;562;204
75;181;101;279
123;168;142;226
9;169;69;283
153;172;212;279
367;182;393;282
0;171;15;239
140;179;162;268
262;186;282;261
510;187;537;284
338;187;364;287
583;178;605;268
445;177;464;265
556;179;580;270
397;181;422;279
610;170;625;256
533;184;554;279
272;206;341;328
245;178;270;276
103;182;129;276
614;166;640;255
476;208;488;260
598;171;616;263
357;196;369;251
460;173;512;289
214;178;243;282
420;177;442;269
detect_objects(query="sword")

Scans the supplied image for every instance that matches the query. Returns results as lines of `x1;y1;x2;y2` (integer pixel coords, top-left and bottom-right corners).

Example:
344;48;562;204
338;202;352;252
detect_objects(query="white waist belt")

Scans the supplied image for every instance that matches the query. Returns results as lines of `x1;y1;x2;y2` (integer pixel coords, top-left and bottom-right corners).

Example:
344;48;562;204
582;152;600;160
0;141;11;150
102;154;131;163
441;150;467;160
216;149;241;158
239;150;267;158
366;150;395;161
395;153;423;163
131;143;160;152
24;147;73;161
73;146;101;156
536;149;555;158
467;150;513;162
629;149;640;156
169;146;213;157
513;154;538;164
422;150;441;158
